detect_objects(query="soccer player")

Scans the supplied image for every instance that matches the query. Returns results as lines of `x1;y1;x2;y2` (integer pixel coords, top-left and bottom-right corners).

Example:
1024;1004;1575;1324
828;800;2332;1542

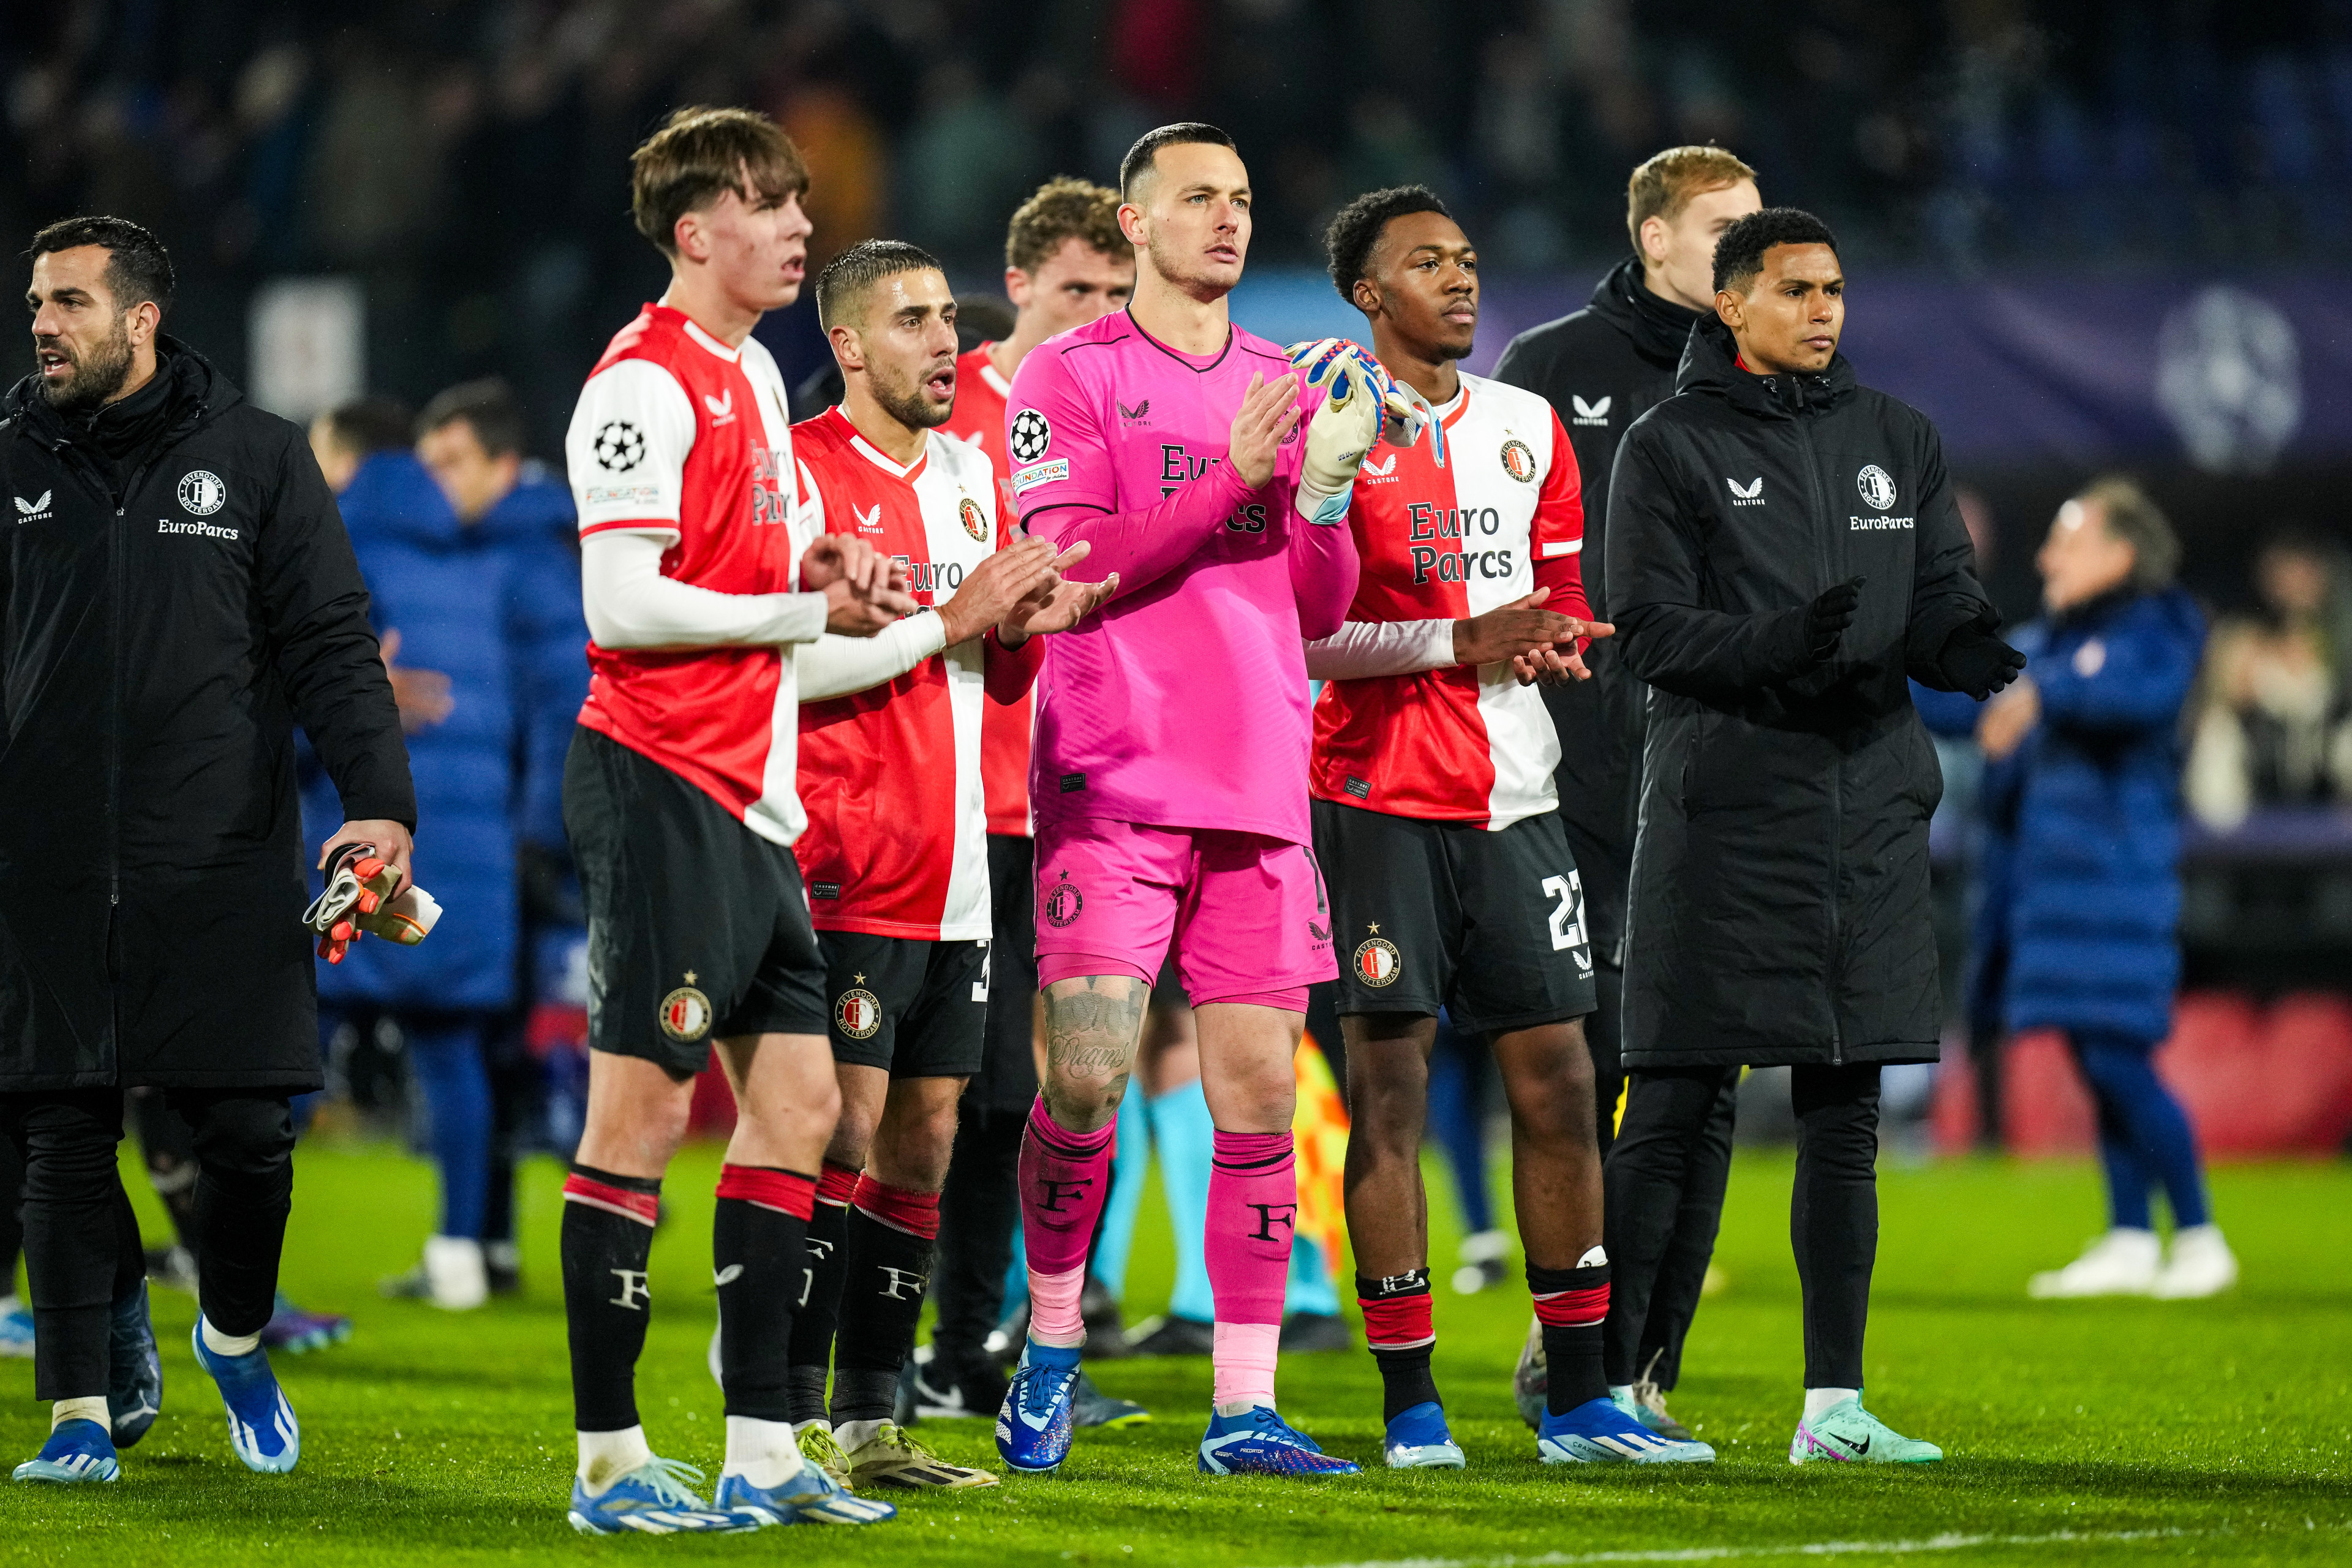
782;239;1108;1490
557;107;907;1533
1493;146;1761;1439
993;123;1423;1479
927;178;1145;1424
1607;208;2020;1465
1305;186;1712;1469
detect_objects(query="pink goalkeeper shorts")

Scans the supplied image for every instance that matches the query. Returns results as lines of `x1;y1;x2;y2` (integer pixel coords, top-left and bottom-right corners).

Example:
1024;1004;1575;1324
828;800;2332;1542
1031;818;1338;1009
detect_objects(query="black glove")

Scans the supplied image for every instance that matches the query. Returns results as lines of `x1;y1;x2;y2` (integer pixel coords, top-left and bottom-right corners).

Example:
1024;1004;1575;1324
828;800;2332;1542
1804;576;1866;662
1936;620;2028;699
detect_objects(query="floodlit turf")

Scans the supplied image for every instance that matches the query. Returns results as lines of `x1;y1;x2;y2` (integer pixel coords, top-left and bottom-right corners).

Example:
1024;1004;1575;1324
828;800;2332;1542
0;1139;2345;1566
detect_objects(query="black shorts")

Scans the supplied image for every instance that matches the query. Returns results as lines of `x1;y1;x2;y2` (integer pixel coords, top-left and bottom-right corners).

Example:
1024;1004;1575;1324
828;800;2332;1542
563;726;827;1076
969;834;1042;1112
1313;798;1597;1035
820;931;990;1077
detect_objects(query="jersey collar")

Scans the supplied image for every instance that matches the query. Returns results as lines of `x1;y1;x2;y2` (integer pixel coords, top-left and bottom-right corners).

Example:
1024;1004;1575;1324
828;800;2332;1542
647;303;745;364
975;345;1014;399
1431;380;1471;430
823;406;930;483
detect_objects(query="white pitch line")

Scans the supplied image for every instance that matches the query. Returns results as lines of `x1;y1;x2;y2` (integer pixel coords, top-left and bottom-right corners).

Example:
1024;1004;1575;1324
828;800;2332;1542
1265;1525;2217;1568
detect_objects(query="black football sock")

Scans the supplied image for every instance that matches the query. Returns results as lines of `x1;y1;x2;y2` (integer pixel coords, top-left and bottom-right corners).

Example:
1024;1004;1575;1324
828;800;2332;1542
714;1166;816;1423
560;1164;661;1432
1357;1267;1441;1423
110;1175;146;1304
784;1163;858;1424
830;1178;940;1427
1532;1259;1611;1415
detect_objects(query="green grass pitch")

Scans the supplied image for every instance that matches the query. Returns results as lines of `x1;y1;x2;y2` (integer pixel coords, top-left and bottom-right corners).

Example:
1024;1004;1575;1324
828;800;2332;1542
0;1139;2345;1566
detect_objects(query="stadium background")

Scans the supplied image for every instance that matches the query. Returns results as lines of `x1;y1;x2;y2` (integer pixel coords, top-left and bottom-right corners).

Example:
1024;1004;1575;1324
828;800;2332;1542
1;1;2350;1562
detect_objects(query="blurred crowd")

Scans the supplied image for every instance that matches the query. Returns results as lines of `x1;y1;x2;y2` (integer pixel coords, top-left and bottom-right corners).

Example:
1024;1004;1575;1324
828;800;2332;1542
6;1;2351;452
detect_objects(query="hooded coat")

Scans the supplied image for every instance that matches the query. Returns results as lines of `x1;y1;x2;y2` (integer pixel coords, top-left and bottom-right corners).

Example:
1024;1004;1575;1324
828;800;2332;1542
0;342;412;1091
300;452;586;1013
1605;318;1994;1069
1492;260;1708;962
2000;587;2205;1046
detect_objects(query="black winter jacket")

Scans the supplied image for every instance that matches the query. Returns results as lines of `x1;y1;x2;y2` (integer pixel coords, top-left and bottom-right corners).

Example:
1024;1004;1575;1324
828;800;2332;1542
1605;318;1991;1069
0;342;413;1090
1491;261;1706;963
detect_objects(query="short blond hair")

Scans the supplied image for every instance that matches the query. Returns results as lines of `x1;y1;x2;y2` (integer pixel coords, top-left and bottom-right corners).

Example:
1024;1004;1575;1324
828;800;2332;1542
1005;176;1128;274
631;106;810;257
1626;145;1758;252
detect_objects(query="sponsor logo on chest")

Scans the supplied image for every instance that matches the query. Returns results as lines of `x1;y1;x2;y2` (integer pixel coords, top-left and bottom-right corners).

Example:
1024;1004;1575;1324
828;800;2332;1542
12;489;51;522
1727;476;1765;506
1849;463;1912;530
1570;394;1611;428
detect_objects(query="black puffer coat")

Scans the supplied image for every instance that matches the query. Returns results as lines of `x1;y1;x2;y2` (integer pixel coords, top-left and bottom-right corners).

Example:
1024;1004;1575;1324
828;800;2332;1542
0;342;413;1091
1491;261;1706;964
1605;318;1991;1069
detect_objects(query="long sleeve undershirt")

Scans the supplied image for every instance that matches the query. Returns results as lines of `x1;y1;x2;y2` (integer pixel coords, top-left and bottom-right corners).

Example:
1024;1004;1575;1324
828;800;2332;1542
579;530;827;650
1303;619;1458;680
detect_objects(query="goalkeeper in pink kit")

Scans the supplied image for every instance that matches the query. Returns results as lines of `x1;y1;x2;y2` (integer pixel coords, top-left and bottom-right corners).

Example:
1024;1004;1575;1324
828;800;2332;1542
993;124;1430;1479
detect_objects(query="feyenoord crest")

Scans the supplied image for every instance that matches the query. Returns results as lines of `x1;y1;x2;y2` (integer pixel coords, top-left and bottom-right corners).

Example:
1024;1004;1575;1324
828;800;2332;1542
178;469;227;515
658;978;712;1042
1499;439;1536;483
959;495;987;543
1042;874;1084;929
1855;464;1898;511
1352;935;1401;987
835;983;883;1041
1009;408;1051;464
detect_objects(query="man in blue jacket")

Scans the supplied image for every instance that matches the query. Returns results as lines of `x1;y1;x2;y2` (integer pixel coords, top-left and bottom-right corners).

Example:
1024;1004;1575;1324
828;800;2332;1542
306;384;589;1309
1978;477;2235;1300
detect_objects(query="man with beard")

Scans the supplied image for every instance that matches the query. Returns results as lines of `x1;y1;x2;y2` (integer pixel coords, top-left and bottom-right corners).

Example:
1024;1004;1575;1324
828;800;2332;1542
781;240;1106;1491
1;216;415;1482
1607;207;2022;1464
1493;145;1760;1439
1303;185;1711;1469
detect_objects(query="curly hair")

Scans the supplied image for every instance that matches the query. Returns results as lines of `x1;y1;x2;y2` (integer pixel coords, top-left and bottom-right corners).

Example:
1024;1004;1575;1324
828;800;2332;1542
1711;207;1839;295
1322;185;1454;304
1005;177;1128;273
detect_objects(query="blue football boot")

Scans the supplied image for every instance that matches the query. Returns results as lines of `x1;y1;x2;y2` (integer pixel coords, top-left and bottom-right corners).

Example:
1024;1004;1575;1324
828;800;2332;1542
109;1281;163;1449
1383;1401;1465;1469
715;1460;897;1525
12;1419;119;1483
1537;1395;1715;1464
1197;1404;1362;1477
995;1340;1081;1474
190;1321;299;1474
567;1457;758;1534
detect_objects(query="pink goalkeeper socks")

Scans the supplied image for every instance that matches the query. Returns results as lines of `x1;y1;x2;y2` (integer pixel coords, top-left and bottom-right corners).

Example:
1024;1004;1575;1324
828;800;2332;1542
1207;1129;1295;1408
1018;1096;1115;1345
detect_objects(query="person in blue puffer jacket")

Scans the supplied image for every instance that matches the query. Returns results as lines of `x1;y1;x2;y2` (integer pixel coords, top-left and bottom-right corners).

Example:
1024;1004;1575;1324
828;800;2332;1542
304;383;588;1310
1977;477;2236;1302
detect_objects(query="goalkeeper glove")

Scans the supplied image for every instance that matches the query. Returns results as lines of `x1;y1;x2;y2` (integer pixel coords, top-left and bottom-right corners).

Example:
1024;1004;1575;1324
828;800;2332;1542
1286;339;1445;489
303;843;445;963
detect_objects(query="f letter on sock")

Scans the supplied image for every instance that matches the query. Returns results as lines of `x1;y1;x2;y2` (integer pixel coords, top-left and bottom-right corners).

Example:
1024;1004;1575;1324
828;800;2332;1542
1018;1096;1115;1346
1208;1129;1295;1409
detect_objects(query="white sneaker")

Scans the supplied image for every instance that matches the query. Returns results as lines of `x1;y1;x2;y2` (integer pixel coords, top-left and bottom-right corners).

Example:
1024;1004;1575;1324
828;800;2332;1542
2028;1228;2159;1298
423;1235;488;1310
2150;1224;2237;1299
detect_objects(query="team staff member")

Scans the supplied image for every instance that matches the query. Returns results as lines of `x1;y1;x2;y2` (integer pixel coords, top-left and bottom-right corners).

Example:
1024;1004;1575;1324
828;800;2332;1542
924;178;1135;1424
1493;147;1760;1440
782;241;1103;1490
1303;186;1709;1471
1;217;415;1483
1606;208;2023;1466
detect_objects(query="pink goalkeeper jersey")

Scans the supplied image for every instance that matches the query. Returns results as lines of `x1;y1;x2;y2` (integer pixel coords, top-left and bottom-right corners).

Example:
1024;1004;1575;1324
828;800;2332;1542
1006;309;1352;846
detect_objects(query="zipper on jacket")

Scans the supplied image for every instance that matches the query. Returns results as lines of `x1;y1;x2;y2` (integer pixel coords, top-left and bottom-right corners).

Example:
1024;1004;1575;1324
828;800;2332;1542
1794;407;1847;1065
109;501;124;907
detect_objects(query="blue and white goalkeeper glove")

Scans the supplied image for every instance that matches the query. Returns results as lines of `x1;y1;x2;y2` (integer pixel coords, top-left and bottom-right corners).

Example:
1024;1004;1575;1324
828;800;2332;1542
1285;339;1444;526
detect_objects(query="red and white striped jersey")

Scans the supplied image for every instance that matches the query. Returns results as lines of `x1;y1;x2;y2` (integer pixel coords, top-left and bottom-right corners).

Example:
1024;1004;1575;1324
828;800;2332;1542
938;343;1033;837
792;408;998;941
1310;372;1588;829
565;304;810;843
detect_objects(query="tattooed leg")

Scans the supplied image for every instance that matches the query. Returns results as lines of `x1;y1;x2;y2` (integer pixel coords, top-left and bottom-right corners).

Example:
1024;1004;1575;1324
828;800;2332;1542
1038;977;1150;1134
